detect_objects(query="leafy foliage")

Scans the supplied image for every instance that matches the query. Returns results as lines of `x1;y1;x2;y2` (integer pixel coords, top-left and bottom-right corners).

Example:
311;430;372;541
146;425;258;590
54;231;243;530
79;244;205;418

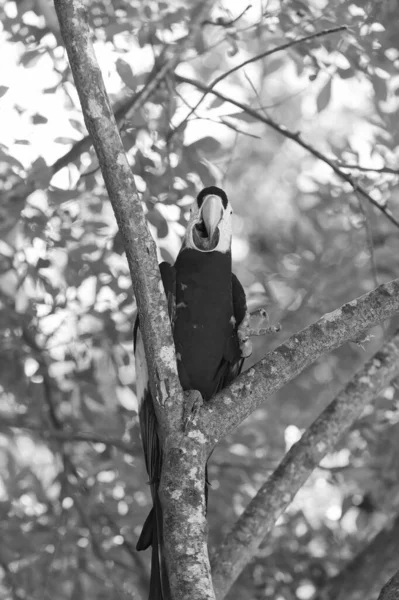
0;0;399;598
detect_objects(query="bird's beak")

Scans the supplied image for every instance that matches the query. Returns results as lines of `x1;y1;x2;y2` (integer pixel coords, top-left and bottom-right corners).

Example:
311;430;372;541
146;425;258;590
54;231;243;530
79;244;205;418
201;195;223;241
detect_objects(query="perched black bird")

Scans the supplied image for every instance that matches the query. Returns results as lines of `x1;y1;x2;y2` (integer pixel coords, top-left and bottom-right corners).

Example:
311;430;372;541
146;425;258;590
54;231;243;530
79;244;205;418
134;186;249;599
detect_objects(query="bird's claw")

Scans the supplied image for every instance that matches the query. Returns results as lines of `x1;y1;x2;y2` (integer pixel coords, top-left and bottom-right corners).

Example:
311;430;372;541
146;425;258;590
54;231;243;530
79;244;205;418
237;311;253;358
238;308;281;358
183;390;203;432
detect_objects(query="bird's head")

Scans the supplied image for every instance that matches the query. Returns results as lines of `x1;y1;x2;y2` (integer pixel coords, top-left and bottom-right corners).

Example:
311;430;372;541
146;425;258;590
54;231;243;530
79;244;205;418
184;186;232;253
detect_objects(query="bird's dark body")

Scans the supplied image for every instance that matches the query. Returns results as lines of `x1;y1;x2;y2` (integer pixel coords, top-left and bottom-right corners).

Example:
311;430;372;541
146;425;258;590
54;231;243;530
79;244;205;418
173;248;240;400
135;187;247;600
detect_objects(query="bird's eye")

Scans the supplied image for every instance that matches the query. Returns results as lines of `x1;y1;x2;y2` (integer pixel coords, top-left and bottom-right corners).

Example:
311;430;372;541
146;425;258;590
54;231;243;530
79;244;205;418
230;210;233;215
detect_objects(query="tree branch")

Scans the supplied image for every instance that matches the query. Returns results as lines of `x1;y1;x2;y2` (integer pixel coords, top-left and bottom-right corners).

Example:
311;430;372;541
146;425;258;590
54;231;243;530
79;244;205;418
211;329;399;598
175;75;399;229
54;0;179;419
336;163;399;175
377;570;399;600
171;25;347;139
200;278;399;446
214;25;346;85
318;514;399;600
54;2;218;599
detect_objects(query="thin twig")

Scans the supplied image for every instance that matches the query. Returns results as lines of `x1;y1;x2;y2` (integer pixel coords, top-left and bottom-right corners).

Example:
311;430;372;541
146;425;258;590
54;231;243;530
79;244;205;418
176;74;399;229
202;5;251;28
170;24;347;139
336;163;399;174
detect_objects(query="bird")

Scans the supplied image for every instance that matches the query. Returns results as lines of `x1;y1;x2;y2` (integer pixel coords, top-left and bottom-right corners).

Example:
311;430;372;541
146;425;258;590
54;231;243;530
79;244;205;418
134;186;250;600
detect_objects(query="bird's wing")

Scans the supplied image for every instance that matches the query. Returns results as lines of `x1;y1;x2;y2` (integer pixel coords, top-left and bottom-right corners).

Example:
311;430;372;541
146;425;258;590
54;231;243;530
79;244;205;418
159;261;176;329
134;259;176;509
232;272;248;329
219;272;248;390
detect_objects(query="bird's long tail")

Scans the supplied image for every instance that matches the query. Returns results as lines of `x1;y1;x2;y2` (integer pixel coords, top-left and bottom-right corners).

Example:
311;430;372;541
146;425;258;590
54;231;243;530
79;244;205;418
136;381;171;600
136;495;170;600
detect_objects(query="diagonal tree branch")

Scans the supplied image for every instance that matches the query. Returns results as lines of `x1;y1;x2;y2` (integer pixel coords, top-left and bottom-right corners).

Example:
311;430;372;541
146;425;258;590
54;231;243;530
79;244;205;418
53;0;179;415
210;329;399;599
210;25;347;85
199;278;399;446
171;25;347;136
377;570;399;600
336;163;399;175
175;74;399;229
53;2;219;599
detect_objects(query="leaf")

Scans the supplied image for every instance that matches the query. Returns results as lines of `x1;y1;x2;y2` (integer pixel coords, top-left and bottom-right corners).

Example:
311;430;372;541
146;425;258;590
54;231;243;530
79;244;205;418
105;21;136;40
69;118;84;133
224;111;260;123
372;75;388;102
36;258;51;269
0;149;24;170
20;48;43;67
337;67;354;80
0;86;9;99
112;230;125;255
190;136;221;154
47;188;81;204
29;157;52;188
31;113;48;125
220;118;261;139
147;206;169;239
138;28;148;48
193;161;215;187
194;31;206;54
316;78;332;113
54;137;77;144
209;96;225;109
116;58;137;91
43;84;58;94
265;57;284;76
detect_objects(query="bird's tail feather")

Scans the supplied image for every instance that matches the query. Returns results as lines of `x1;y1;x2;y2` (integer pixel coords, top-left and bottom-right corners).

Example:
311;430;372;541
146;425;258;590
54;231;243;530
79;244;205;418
137;496;171;600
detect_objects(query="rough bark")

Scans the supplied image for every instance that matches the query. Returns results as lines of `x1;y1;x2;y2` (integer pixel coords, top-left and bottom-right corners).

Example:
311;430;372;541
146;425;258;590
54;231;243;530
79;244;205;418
54;2;217;599
210;330;399;599
377;571;399;600
319;514;399;600
200;278;399;446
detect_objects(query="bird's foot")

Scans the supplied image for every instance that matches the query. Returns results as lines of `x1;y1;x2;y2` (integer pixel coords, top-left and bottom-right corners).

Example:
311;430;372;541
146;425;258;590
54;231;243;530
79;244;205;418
238;309;281;358
248;308;281;337
237;311;253;358
183;389;204;433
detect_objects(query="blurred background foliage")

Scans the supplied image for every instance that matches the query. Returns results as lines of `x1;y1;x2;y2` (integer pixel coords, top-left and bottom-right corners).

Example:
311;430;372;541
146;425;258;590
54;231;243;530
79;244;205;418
0;0;399;598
